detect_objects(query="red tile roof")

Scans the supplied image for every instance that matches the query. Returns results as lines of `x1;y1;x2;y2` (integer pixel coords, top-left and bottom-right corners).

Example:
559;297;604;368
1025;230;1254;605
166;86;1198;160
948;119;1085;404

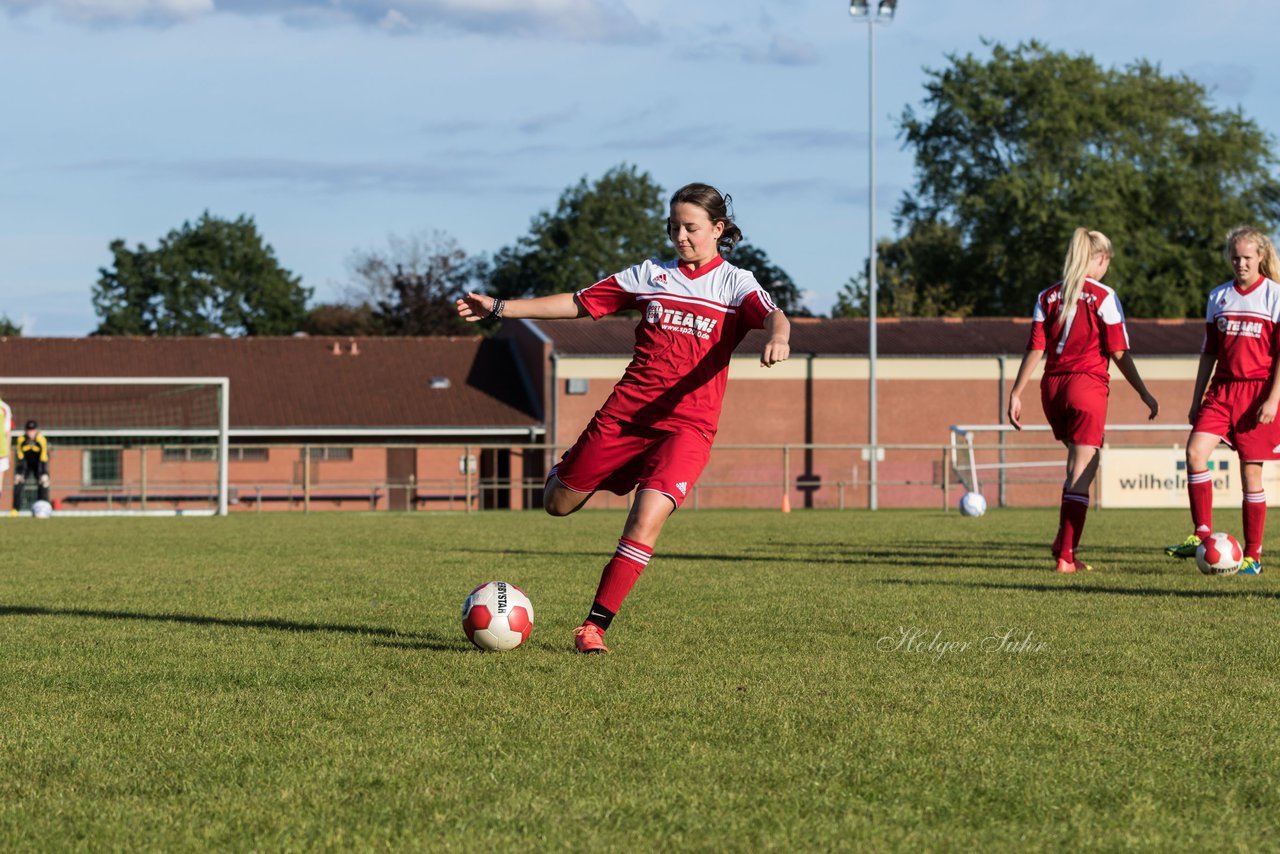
528;317;1205;357
0;337;539;433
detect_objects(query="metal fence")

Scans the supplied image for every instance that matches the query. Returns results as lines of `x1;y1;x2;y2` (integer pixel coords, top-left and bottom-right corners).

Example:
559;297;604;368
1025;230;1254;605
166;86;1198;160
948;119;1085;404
9;437;1197;514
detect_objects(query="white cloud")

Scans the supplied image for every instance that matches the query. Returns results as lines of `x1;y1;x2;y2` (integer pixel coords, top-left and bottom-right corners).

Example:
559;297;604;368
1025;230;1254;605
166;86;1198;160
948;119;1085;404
4;0;215;24
2;0;655;41
743;34;819;67
66;155;562;196
377;7;412;32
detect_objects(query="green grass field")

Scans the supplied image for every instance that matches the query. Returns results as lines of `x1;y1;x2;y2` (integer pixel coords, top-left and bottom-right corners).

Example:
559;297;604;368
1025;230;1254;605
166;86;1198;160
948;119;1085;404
1;508;1278;851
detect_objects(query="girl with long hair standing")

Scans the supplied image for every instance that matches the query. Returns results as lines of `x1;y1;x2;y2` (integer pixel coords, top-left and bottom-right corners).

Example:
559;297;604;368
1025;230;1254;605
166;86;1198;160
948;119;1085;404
1008;228;1159;572
1165;227;1280;574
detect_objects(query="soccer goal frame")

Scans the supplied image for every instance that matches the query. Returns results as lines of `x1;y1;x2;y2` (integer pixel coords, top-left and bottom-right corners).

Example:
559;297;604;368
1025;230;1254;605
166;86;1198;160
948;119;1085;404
1;376;231;516
949;422;1189;506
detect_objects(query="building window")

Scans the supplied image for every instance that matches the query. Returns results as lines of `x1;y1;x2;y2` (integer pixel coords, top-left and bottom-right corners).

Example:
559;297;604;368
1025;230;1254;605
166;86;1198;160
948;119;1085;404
566;378;589;395
306;447;354;462
161;447;269;462
163;447;216;462
84;449;121;485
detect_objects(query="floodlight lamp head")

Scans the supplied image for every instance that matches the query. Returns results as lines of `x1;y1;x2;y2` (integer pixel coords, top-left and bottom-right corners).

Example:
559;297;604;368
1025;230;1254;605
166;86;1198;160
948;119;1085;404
878;0;897;16
849;0;870;17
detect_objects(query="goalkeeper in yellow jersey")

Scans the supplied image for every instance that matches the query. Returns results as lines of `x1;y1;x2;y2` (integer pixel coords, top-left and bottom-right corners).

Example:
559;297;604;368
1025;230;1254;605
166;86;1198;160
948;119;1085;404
13;420;49;512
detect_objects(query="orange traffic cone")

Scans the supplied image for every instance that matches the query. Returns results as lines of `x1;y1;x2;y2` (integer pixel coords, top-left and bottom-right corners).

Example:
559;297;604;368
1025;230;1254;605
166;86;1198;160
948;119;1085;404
781;493;792;513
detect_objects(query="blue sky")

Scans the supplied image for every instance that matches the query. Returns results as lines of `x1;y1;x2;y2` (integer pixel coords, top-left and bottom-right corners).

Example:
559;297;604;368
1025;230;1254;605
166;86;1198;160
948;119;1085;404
2;0;1277;335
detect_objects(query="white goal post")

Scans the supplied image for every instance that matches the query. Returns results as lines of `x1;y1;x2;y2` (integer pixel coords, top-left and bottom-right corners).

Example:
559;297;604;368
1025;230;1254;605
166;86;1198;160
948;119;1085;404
0;377;230;516
949;423;1193;506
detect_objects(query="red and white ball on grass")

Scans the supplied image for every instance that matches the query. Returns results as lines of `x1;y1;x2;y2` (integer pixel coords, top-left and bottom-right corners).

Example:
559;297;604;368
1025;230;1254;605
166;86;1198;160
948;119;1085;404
461;581;534;651
1196;532;1243;576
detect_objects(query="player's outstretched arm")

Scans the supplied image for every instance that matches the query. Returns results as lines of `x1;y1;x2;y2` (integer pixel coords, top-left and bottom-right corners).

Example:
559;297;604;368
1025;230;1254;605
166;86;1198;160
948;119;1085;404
760;310;790;367
455;292;587;323
1006;349;1044;430
1110;351;1159;421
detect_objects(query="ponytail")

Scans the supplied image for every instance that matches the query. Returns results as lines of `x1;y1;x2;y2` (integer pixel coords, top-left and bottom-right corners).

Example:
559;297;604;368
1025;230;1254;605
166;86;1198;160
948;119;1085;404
1224;225;1280;282
1054;228;1112;337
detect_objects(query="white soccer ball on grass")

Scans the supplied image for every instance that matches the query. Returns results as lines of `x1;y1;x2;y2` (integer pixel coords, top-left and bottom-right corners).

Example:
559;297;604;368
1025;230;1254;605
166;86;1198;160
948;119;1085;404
30;500;53;519
959;491;987;517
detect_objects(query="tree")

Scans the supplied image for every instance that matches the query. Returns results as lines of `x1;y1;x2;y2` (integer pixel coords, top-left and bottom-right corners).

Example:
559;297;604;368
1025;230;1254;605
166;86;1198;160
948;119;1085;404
724;242;812;317
884;41;1280;317
0;313;21;336
487;164;669;298
302;302;382;336
316;230;482;336
93;213;309;335
832;228;975;318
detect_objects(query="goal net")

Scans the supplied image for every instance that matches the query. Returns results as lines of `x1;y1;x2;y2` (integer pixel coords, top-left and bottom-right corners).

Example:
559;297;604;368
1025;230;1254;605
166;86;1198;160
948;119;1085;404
0;377;230;516
949;422;1200;509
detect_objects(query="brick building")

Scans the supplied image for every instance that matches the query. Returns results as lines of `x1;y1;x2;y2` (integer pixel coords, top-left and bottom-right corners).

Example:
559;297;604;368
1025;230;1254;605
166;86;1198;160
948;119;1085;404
1;318;1206;512
0;336;540;512
501;317;1204;510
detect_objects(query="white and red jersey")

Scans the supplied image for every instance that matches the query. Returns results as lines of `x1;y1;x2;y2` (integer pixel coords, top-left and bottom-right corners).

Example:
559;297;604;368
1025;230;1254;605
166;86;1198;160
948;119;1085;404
1202;275;1280;383
575;255;778;435
1026;278;1130;380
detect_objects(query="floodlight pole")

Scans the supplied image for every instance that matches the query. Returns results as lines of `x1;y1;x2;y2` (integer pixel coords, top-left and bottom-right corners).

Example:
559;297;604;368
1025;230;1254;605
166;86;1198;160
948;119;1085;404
850;1;894;510
867;11;879;511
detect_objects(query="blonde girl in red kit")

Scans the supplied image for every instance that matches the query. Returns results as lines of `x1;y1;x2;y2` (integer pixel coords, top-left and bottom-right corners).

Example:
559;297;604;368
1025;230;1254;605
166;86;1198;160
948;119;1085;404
1164;227;1280;574
457;184;790;652
1008;228;1159;572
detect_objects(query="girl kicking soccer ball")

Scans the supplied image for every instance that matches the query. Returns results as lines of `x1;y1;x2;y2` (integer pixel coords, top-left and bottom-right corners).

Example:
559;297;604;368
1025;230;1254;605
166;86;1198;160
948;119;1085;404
1007;228;1159;572
1165;226;1280;574
456;183;790;652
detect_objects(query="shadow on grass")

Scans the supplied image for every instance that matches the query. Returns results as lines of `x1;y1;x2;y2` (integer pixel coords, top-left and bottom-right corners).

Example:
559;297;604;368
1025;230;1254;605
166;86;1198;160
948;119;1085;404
0;604;463;646
448;545;1013;568
875;578;1280;600
373;638;475;652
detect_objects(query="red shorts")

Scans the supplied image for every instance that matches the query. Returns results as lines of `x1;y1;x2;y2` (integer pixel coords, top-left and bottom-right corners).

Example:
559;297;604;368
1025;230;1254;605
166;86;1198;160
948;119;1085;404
1193;380;1280;461
1040;373;1109;447
553;412;712;509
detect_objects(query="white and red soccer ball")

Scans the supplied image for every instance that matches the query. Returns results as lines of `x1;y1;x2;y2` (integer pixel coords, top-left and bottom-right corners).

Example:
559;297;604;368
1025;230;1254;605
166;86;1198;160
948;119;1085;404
461;581;533;651
1196;533;1243;576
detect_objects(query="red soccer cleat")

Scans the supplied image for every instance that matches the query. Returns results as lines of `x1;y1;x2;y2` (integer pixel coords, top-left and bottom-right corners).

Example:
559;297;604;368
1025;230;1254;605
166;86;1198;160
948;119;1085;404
573;622;609;654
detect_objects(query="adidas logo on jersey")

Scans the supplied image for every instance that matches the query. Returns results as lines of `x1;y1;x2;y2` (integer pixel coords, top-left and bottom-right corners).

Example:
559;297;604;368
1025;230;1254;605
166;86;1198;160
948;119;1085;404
676;482;688;495
653;272;668;285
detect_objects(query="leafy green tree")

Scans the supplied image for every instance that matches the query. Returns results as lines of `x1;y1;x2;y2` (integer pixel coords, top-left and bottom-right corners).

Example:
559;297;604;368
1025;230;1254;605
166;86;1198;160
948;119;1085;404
725;242;811;317
832;228;975;318
0;313;21;336
885;40;1280;317
488;164;669;298
93;212;309;336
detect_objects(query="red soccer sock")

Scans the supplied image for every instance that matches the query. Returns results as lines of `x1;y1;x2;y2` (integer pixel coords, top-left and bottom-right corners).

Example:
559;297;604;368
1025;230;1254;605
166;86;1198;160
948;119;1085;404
1056;491;1089;562
1187;469;1213;541
1243;491;1267;561
586;537;653;631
